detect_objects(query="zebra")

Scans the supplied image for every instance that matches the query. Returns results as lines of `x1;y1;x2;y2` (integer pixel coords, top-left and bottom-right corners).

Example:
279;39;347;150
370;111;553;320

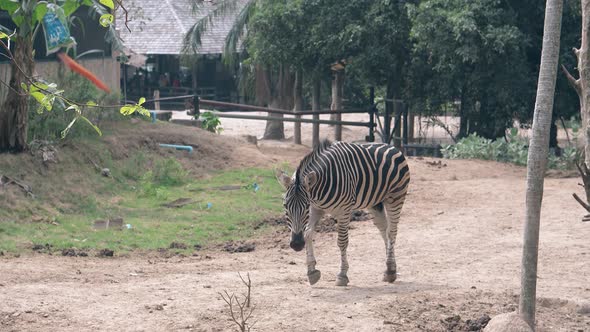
277;139;410;286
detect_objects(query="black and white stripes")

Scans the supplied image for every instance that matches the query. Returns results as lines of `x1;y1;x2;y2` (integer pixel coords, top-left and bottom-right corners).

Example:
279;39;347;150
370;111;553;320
278;139;410;286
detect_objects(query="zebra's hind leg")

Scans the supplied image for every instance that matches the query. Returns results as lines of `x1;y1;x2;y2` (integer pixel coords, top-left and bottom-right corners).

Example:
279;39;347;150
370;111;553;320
335;211;352;286
369;203;387;244
383;193;407;283
306;207;324;285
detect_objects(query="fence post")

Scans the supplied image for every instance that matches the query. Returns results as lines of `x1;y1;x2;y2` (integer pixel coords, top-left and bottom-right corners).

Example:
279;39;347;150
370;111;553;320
154;90;160;110
294;70;303;145
393;100;402;147
193;95;200;119
383;100;392;144
402;102;408;146
312;78;321;147
366;87;375;142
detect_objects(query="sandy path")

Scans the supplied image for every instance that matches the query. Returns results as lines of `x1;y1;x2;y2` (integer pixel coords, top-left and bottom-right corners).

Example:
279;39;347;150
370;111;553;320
1;157;589;332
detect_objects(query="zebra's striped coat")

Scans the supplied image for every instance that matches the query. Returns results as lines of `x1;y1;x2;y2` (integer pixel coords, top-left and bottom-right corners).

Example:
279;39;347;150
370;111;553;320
278;140;410;286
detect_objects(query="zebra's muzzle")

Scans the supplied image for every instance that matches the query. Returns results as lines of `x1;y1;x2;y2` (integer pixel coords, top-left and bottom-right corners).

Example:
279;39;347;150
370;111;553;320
290;232;305;252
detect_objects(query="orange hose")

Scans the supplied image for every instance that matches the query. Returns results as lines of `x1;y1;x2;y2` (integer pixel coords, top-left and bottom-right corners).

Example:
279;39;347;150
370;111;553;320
57;52;111;93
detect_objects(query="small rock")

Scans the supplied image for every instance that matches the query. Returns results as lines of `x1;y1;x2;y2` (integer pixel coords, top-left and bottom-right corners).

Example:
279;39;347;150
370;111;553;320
383;321;395;325
43;313;49;318
25;310;32;313
484;312;532;332
155;304;164;311
61;248;77;257
288;261;296;265
242;135;258;145
101;168;111;177
203;285;211;289
170;242;188;250
98;249;114;257
577;302;590;315
11;312;20;317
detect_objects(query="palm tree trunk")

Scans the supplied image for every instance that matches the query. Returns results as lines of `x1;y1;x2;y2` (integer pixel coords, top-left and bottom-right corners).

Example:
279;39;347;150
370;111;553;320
293;70;303;145
0;35;34;153
263;66;293;140
330;69;343;141
312;77;321;147
519;0;563;328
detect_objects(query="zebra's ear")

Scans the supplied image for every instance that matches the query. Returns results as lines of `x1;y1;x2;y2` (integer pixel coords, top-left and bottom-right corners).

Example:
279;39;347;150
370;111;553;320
276;170;292;190
304;171;317;190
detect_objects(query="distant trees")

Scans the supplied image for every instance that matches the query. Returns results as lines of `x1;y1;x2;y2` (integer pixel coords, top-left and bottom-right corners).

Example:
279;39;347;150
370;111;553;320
185;0;581;144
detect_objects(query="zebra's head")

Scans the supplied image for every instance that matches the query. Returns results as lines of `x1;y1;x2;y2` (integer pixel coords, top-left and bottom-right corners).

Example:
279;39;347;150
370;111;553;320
277;170;316;252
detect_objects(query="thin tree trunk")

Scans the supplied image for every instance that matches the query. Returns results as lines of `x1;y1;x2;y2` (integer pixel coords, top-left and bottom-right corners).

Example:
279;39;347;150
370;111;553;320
264;66;293;140
312;76;321;147
0;35;34;153
330;69;343;141
519;0;563;329
458;86;469;139
293;70;303;145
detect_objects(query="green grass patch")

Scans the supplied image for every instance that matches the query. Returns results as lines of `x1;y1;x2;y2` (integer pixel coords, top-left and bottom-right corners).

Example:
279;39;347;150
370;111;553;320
0;167;286;254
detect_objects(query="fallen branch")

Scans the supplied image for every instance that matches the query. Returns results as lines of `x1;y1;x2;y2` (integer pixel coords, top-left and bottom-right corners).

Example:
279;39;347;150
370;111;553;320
572;193;590;212
0;175;34;197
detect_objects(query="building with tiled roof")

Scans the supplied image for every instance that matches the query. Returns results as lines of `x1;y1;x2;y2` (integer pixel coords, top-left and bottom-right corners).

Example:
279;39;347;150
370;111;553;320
116;0;248;107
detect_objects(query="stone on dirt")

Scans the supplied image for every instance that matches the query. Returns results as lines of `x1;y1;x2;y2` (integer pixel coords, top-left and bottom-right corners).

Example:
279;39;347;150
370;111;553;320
484;313;533;332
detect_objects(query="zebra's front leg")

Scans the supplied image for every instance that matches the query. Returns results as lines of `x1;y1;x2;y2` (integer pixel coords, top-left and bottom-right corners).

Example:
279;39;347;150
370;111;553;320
305;207;324;285
335;211;352;286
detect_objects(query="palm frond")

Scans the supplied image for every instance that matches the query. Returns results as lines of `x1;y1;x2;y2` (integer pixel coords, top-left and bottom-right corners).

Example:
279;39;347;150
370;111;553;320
183;0;245;55
222;0;256;65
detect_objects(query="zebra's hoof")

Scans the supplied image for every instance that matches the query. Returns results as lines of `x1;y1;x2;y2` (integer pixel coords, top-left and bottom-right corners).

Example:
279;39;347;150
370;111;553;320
307;270;321;285
383;270;397;283
335;275;349;286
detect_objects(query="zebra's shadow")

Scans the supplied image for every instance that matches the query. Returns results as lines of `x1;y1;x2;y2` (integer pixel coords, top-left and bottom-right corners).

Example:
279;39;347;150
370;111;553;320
308;280;441;303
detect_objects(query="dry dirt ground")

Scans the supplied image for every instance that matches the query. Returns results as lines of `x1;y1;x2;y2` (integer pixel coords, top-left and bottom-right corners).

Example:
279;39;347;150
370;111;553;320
1;120;590;332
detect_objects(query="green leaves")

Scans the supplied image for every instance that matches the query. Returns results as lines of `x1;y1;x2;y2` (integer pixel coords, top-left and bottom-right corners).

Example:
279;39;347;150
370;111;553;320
120;97;150;117
32;2;48;26
99;0;115;10
99;13;114;27
61;116;102;139
0;0;20;15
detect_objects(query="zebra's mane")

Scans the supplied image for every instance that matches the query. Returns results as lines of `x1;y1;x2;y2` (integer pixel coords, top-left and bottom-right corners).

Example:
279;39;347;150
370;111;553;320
294;139;332;186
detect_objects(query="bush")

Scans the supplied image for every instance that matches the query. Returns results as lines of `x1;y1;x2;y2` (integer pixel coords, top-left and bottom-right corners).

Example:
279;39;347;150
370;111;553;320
441;129;580;170
28;70;121;142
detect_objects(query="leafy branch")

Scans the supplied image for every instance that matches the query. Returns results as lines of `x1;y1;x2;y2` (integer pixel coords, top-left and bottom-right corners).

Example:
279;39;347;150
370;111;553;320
0;31;148;138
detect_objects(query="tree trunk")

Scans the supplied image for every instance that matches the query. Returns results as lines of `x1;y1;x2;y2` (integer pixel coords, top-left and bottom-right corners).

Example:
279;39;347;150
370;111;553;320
563;0;590;166
519;0;563;329
561;0;590;219
458;86;469;139
330;69;343;141
312;77;321;147
0;35;34;153
383;80;394;144
293;70;303;145
263;66;293;140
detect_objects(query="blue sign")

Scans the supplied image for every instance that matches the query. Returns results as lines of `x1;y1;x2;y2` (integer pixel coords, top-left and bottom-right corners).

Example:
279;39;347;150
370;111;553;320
42;6;73;55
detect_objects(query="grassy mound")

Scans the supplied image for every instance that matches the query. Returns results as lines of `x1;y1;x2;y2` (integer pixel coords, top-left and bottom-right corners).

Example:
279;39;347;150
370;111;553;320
0;120;284;254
